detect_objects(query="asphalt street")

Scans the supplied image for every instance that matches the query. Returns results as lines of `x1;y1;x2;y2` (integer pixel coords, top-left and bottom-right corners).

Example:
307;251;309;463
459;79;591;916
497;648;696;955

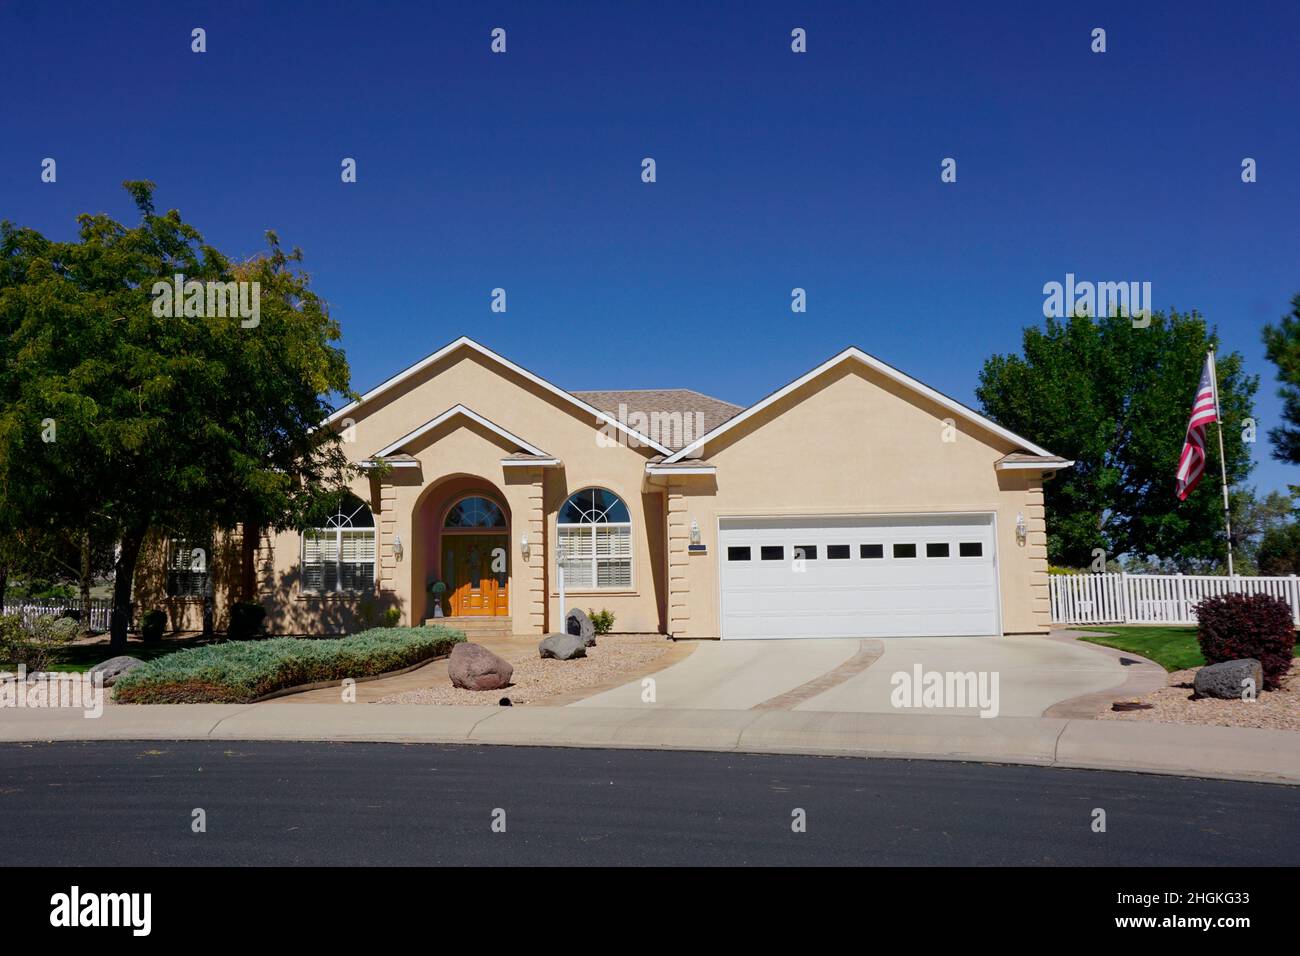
1;741;1295;866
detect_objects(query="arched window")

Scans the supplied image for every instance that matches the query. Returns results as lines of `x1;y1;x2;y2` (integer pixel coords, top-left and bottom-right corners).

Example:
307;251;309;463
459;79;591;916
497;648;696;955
444;496;506;529
557;488;632;589
302;494;376;593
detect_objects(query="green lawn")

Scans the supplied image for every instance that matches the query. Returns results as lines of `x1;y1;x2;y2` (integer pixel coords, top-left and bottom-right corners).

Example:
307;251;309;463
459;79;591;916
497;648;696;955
3;640;192;673
1079;625;1300;672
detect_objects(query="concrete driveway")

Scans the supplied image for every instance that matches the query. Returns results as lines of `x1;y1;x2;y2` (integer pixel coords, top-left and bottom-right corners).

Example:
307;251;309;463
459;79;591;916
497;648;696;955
572;634;1127;717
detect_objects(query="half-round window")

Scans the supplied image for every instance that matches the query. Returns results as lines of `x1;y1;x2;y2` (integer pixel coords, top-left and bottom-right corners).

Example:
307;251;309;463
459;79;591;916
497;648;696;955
444;496;506;529
557;488;632;589
302;494;376;593
558;488;630;525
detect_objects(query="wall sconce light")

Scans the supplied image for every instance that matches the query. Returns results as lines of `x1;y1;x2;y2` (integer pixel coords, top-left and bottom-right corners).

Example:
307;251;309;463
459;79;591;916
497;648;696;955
1015;513;1027;546
689;518;701;546
520;533;529;560
394;533;404;562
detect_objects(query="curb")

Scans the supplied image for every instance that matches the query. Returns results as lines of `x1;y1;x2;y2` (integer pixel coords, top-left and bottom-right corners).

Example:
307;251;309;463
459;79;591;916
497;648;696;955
3;704;1296;786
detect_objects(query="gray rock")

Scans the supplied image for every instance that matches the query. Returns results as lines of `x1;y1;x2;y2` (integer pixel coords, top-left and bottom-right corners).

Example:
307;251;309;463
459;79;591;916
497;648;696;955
1194;658;1263;700
566;608;596;647
88;655;146;687
447;642;513;691
539;632;587;661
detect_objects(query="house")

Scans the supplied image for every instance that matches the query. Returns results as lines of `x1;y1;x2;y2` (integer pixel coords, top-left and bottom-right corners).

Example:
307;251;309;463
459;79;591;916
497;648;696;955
135;336;1071;639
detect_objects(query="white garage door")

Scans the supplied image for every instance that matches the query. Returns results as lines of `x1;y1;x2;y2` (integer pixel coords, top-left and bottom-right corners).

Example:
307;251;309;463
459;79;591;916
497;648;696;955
718;514;999;639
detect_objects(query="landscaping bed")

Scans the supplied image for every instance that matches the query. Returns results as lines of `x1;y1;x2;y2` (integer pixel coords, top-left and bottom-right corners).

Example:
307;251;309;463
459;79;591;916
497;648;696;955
376;632;674;706
1100;665;1299;731
113;626;464;704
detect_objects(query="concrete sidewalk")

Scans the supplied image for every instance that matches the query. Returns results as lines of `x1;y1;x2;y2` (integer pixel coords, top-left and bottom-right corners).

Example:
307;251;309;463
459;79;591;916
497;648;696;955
2;701;1297;786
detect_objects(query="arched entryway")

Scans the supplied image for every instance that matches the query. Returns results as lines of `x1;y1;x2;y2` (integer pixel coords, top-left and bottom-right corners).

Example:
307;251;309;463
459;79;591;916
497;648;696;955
438;494;510;617
410;474;513;622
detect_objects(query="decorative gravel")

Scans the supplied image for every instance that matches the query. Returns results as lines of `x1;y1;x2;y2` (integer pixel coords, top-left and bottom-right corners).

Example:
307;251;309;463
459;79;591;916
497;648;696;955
1098;663;1299;731
375;633;673;706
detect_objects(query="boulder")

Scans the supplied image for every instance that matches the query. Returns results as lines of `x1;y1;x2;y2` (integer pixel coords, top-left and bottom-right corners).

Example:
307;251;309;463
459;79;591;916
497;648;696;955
1194;658;1263;700
539;632;587;661
88;655;146;687
566;608;596;647
447;642;513;691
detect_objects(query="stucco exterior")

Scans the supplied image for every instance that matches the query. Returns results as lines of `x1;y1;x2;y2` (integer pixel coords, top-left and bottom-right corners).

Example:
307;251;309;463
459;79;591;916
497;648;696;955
134;338;1063;638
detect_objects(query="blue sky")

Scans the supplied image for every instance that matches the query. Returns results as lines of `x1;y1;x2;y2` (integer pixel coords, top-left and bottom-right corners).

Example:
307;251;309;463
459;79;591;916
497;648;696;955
2;1;1299;493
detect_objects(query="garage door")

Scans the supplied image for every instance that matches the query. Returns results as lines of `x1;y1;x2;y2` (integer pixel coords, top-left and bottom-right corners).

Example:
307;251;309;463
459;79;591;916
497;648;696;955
718;514;999;639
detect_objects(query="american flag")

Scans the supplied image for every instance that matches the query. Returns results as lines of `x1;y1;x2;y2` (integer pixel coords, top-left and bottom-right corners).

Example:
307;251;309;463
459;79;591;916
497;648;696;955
1175;353;1219;500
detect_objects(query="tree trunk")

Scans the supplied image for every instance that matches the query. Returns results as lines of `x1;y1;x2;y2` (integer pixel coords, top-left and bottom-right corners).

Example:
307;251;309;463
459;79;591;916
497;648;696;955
110;526;146;653
0;563;7;616
79;530;92;635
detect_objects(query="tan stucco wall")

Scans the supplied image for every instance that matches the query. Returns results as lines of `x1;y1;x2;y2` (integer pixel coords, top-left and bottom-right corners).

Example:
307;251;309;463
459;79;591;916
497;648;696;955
663;362;1052;638
133;528;244;633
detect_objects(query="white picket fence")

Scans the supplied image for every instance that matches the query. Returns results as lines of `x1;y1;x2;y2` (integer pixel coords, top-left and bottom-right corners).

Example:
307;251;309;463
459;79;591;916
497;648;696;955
1050;572;1300;626
2;599;113;632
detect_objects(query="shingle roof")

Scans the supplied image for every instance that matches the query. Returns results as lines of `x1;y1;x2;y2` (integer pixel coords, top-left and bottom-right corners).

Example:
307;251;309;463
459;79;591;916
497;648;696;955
569;388;744;451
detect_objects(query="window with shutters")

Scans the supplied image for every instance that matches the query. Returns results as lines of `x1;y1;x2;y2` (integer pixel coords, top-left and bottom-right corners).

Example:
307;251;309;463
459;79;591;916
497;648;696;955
301;495;376;593
167;538;211;597
557;488;632;590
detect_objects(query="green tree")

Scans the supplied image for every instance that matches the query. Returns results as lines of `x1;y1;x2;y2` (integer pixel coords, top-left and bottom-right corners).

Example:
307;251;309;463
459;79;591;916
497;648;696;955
976;311;1256;568
1257;521;1300;574
1262;293;1300;482
0;182;354;651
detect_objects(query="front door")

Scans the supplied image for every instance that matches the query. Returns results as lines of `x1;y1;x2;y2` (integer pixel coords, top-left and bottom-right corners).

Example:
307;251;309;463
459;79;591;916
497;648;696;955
444;534;509;617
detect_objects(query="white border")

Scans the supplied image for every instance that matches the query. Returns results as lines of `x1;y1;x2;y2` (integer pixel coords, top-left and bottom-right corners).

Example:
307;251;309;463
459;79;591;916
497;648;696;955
373;404;551;459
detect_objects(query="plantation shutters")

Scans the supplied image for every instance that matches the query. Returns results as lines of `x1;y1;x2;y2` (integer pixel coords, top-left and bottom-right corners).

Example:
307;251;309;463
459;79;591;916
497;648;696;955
167;538;211;597
301;495;376;593
557;488;633;590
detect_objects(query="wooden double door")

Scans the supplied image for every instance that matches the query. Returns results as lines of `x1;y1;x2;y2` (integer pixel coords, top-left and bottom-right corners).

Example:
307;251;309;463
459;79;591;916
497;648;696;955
443;533;509;617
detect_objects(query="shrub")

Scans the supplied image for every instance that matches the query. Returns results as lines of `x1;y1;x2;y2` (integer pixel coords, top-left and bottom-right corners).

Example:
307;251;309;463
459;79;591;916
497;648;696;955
1194;592;1295;690
227;602;267;641
141;609;167;643
588;608;615;635
113;625;465;703
0;613;80;672
382;607;402;628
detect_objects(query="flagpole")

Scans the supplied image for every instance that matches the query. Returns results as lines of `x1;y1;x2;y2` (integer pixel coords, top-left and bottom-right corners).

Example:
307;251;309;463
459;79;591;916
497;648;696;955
1208;347;1235;576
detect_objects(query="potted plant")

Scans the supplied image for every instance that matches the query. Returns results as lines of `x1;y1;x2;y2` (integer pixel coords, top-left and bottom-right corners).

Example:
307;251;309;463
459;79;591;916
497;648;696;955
427;580;447;617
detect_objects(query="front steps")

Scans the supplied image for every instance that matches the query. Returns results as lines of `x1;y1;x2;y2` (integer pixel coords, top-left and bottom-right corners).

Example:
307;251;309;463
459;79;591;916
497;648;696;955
425;616;513;640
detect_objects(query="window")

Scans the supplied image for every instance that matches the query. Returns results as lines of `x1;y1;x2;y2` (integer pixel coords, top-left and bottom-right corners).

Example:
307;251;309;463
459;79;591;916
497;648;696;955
444;496;506;529
926;542;950;558
167;538;211;597
827;545;851;560
893;543;918;559
861;544;884;559
959;542;983;557
794;545;818;560
302;495;376;593
761;545;784;561
727;546;752;561
558;488;631;589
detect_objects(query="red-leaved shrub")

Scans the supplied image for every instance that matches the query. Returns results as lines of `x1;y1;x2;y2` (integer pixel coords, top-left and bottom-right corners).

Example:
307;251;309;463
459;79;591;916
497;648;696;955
1193;592;1295;690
